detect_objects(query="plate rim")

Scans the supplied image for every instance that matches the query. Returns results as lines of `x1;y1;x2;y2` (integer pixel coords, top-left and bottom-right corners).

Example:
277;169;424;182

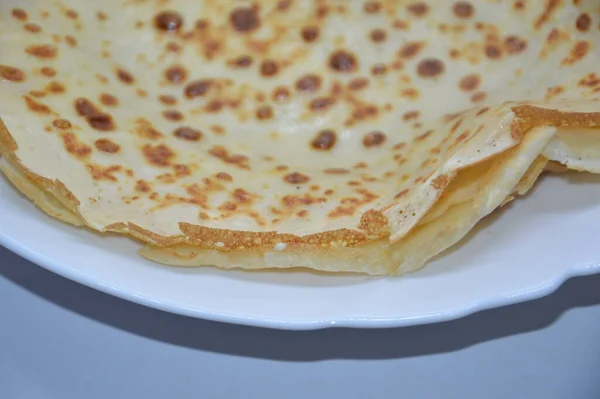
2;230;599;330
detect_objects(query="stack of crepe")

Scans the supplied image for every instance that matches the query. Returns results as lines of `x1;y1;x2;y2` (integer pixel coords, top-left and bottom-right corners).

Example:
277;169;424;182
0;0;598;275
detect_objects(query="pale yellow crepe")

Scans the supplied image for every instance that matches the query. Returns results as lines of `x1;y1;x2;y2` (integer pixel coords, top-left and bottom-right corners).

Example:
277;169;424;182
0;0;599;275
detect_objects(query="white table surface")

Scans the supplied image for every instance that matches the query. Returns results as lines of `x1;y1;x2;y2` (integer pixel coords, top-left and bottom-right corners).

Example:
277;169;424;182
1;245;599;399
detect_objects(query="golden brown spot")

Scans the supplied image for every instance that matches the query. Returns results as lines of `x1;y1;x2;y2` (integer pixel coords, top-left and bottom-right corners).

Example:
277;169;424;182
174;164;191;177
545;85;565;100
459;74;480;92
402;111;420;121
371;64;387;76
561;41;590;66
74;97;101;117
219;201;237;211
143;144;174;167
394;189;409;199
52;119;71;129
95;139;120;154
164;65;187;84
74;97;115;131
162;110;183;121
210;125;225;135
471;91;487;103
173;126;202;141
296;74;321;92
364;1;381;13
132;119;161;140
195;19;209;30
216;172;233;182
23;95;51;114
578;74;600;88
416;58;445;78
87;164;122;182
166;42;182;53
65;9;78;19
100;93;118;107
255;105;273;120
88;115;115;131
154;11;183;32
301;26;319;42
184;79;212;98
45;81;65;94
65;35;77;47
324;168;350;174
401;88;419;99
260;60;278;77
393;20;409;30
391;60;404;70
407;2;429;17
399;42;425;59
205;100;223;113
415;130;433;142
363;131;386;147
61;133;91;158
352;105;378;121
331;81;344;96
24;23;42;33
277;0;293;11
116;69;134;84
12;8;28;21
432;174;450;190
456;130;470;143
514;1;526;10
370;29;387;43
232;188;254;204
476;106;490;116
284;172;310;184
485;44;503;59
347;78;369;91
158;95;177;105
230;7;260;33
453;2;474;18
504;36;528;55
535;0;561;30
208;146;250;169
311;130;337;150
25;44;57;59
450;119;463;134
198;212;209;220
135;180;151;193
97;11;108;21
329;50;358;72
230;55;253;68
576;13;591;32
273;86;290;102
40;66;56;77
297;210;309;218
0;65;25;82
309;97;335;113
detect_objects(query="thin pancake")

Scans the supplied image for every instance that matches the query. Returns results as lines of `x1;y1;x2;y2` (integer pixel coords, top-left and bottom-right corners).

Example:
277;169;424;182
0;0;599;275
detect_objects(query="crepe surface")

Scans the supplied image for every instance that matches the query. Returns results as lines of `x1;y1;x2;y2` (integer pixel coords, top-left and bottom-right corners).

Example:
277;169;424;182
1;0;599;275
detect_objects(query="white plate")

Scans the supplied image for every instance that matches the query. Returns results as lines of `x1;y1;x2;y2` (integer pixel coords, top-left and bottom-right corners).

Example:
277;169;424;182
1;172;600;330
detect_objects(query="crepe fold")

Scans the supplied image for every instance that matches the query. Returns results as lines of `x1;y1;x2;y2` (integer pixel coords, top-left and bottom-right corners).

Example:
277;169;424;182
1;0;599;275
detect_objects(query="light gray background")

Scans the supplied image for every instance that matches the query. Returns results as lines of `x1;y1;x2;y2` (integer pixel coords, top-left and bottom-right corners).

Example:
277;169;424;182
1;245;599;399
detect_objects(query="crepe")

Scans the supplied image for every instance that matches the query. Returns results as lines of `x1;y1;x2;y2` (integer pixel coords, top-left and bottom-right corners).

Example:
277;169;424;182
0;0;599;275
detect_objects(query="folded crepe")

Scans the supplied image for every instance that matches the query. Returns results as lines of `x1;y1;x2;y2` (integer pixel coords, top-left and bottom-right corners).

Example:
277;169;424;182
0;0;599;275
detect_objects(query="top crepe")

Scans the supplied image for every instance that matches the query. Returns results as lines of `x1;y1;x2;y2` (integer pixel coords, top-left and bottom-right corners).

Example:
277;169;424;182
0;0;599;275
